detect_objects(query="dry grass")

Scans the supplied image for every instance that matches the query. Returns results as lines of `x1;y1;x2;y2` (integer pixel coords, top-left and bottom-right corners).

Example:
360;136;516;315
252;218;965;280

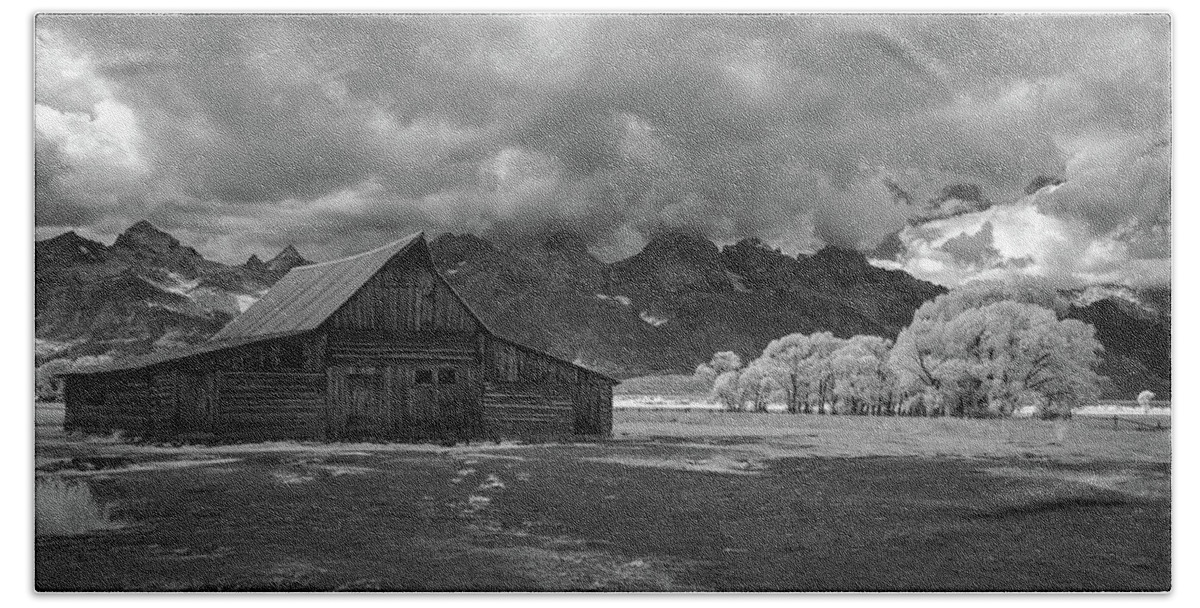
35;477;120;537
614;409;1171;463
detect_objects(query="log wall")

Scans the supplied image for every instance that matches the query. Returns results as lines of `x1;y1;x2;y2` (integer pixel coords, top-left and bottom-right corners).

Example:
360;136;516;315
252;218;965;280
217;371;325;442
62;333;327;441
62;375;109;434
481;383;575;439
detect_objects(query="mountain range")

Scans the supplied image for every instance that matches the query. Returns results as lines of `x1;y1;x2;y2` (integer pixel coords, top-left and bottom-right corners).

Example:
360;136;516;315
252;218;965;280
35;221;1170;399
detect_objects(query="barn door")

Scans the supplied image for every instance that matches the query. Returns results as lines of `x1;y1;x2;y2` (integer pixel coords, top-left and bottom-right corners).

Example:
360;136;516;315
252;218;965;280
407;366;440;438
435;363;472;438
343;370;384;440
404;361;472;440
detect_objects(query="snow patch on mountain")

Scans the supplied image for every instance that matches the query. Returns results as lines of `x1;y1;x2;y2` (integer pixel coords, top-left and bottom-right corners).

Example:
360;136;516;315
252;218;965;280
597;293;632;306
1071;284;1144;309
151;271;202;297
236;293;261;312
639;312;669;327
725;271;750;293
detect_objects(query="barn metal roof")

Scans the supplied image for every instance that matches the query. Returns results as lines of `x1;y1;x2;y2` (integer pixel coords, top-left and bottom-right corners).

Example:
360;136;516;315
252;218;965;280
61;330;309;376
210;231;423;341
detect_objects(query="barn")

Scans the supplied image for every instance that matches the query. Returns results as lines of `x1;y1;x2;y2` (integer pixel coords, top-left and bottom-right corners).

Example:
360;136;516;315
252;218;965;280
60;232;617;443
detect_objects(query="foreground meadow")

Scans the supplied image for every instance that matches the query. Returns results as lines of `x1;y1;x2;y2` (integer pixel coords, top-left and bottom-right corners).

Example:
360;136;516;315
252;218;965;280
35;404;1170;591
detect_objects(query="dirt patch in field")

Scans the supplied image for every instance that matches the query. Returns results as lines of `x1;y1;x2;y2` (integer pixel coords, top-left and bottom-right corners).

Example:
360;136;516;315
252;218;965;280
271;471;314;485
981;465;1169;498
489;544;684;590
313;465;379;477
583;454;766;475
38;456;242;477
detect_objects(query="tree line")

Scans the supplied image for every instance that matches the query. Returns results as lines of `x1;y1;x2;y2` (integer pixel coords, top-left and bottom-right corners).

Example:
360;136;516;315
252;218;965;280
693;279;1104;419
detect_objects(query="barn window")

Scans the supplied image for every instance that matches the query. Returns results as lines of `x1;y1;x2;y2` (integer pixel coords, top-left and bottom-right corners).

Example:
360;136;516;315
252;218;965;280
278;343;304;369
438;368;457;384
415;369;434;385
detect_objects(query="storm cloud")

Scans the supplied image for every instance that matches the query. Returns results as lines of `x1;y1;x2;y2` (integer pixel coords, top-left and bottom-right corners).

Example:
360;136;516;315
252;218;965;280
35;14;1170;286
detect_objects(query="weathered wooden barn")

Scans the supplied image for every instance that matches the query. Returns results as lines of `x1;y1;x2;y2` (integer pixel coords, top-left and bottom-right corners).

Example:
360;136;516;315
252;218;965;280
61;232;617;442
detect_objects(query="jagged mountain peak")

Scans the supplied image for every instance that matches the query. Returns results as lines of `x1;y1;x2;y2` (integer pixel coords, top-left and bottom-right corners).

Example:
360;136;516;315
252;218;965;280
267;244;309;266
42;230;81;244
35;230;109;265
612;230;729;294
114;220;181;251
807;245;870;265
255;244;311;280
633;230;722;265
243;254;266;271
39;230;103;250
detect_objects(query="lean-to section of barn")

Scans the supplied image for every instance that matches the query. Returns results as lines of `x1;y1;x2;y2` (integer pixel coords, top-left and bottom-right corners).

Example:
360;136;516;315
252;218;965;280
481;336;615;438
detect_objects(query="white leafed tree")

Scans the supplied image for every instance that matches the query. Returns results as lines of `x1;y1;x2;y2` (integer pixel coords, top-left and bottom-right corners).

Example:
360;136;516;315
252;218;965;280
892;300;1102;417
694;351;743;386
712;370;746;412
738;360;781;412
755;332;844;414
890;278;1078;416
829;335;894;415
1137;390;1156;412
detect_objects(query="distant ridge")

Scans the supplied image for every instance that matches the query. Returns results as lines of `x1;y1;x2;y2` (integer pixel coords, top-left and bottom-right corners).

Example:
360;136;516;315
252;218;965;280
34;222;1170;398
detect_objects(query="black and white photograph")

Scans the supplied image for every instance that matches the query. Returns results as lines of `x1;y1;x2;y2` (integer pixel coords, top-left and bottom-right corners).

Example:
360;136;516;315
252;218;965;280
31;11;1173;592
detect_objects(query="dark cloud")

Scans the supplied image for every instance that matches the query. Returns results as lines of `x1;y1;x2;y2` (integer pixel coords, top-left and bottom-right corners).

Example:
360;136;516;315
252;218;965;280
34;14;1170;274
910;183;994;224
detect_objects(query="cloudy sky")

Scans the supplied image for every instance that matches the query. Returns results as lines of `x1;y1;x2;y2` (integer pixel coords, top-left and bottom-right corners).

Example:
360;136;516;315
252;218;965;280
34;13;1170;287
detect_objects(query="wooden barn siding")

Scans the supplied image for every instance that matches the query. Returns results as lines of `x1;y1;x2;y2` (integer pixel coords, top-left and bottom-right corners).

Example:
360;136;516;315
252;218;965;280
63;375;109;434
100;373;152;436
327;334;475;360
173;371;219;437
481;336;613;437
148;371;178;439
481;387;575;439
169;334;326;439
217;371;325;441
217;334;325;373
326;257;480;334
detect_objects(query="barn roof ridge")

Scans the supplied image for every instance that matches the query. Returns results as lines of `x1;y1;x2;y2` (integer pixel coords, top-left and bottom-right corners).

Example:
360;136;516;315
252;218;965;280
295;230;425;269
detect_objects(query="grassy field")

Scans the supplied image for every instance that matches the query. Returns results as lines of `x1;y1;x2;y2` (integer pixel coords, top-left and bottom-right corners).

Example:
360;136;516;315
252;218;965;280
34;403;1170;591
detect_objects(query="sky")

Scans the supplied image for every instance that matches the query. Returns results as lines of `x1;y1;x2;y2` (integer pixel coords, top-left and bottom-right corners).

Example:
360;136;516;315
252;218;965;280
34;13;1171;288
